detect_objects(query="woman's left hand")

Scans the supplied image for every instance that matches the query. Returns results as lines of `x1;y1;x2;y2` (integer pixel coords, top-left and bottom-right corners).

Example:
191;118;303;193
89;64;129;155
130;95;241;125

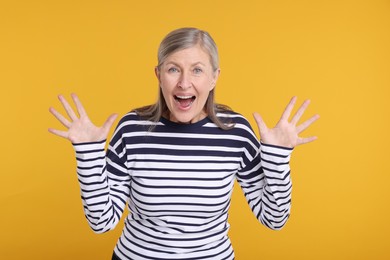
253;96;320;148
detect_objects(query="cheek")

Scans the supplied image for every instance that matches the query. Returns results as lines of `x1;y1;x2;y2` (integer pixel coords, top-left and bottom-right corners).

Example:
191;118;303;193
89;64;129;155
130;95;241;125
160;87;172;103
198;80;214;95
160;75;176;89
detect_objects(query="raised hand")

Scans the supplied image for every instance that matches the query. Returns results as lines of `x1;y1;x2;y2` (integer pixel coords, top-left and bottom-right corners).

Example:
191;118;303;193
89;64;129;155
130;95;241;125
253;96;319;148
48;93;118;144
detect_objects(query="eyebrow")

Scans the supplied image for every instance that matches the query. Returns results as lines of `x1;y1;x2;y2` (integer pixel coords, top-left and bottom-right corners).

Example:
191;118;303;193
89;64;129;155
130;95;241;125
165;61;206;67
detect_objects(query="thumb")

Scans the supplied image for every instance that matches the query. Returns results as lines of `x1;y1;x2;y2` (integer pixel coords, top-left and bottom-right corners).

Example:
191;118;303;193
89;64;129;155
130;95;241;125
253;112;268;135
102;113;118;134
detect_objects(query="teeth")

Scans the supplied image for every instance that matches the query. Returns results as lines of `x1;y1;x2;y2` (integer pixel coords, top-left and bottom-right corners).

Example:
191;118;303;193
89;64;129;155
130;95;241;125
176;95;193;99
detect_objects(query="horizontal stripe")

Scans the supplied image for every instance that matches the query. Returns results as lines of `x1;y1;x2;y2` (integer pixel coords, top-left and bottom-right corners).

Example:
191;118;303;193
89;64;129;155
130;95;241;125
73;111;293;259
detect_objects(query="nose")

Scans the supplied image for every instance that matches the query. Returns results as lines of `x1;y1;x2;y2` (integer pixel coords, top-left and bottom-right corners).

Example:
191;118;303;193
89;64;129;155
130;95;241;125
178;71;192;89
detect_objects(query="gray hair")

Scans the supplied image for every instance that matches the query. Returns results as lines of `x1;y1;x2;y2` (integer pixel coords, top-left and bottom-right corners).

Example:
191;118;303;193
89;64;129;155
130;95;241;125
135;27;233;130
157;27;219;72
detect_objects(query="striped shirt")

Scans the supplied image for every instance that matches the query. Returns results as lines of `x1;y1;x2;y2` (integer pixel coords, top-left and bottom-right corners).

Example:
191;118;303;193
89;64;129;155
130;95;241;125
73;111;293;260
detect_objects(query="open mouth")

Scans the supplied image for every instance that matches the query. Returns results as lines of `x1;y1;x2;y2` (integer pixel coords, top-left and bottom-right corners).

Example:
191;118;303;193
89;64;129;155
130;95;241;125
174;95;196;108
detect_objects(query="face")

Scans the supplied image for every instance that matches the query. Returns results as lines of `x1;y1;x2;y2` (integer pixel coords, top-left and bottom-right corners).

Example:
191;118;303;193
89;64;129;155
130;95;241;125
156;45;220;124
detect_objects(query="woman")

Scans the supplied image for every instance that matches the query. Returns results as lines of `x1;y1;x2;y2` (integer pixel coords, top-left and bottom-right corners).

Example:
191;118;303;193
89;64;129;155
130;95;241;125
49;27;319;260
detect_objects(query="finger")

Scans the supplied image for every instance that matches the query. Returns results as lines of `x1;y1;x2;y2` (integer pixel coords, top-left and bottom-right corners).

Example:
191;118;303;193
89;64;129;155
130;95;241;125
296;114;320;133
58;94;78;121
101;114;118;135
253;112;268;135
291;99;311;125
71;93;87;117
297;136;318;146
280;96;297;122
48;128;69;139
49;107;71;128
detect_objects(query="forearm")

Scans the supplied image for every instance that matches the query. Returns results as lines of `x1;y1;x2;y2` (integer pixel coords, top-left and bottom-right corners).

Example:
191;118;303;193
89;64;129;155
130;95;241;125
259;142;293;229
74;140;127;233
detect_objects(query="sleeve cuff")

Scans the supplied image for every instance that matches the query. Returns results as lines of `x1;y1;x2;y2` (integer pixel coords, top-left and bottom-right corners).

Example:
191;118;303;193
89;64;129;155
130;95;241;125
73;139;106;153
260;142;293;162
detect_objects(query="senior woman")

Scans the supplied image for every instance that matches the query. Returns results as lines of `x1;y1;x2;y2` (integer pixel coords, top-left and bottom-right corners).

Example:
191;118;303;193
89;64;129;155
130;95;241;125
49;27;319;260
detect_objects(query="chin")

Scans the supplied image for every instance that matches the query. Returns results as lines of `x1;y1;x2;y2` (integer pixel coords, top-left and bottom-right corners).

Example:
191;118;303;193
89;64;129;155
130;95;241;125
171;115;194;124
169;111;200;124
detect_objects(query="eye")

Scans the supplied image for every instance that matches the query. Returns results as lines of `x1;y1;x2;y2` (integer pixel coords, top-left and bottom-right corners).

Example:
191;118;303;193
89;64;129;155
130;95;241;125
193;67;203;74
168;67;179;73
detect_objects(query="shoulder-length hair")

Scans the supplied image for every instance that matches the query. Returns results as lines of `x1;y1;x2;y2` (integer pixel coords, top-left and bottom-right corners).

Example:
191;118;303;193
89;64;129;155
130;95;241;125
135;27;233;130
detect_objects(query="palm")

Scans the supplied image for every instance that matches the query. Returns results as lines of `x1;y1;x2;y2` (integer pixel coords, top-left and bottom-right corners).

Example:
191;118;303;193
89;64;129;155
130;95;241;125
65;114;107;143
49;94;117;144
254;97;319;148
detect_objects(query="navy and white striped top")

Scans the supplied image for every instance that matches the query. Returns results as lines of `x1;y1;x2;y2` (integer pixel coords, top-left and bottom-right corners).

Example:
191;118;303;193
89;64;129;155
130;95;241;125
73;111;293;260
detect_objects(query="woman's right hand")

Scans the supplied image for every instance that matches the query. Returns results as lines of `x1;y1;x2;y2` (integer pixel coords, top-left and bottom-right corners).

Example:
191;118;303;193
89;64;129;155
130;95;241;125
48;93;118;144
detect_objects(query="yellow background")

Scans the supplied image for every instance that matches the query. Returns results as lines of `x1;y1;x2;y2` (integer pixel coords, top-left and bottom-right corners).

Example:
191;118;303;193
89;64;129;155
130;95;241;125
1;0;389;259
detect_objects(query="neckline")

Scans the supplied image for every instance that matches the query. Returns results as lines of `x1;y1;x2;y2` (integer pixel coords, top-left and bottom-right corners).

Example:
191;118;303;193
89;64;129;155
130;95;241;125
159;116;211;130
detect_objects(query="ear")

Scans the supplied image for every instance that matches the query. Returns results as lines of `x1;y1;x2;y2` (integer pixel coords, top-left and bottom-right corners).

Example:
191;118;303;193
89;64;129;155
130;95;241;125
155;66;161;84
210;68;221;90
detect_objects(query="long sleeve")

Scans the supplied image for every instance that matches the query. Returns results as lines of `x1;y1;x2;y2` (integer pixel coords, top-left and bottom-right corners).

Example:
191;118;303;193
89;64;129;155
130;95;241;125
73;132;130;233
69;111;294;259
237;142;293;230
